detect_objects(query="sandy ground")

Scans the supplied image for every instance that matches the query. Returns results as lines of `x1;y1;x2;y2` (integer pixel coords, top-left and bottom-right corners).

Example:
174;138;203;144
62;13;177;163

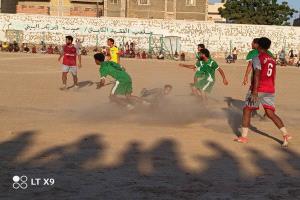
0;52;300;200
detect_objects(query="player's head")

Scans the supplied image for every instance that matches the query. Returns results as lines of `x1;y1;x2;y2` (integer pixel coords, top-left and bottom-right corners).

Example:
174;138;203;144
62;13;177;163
252;38;259;49
198;44;205;51
107;38;114;47
164;84;173;95
94;53;105;65
199;49;210;60
258;37;271;52
66;36;73;45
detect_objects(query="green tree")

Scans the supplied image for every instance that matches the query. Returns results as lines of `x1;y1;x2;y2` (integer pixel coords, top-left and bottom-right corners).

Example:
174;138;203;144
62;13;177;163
218;0;298;25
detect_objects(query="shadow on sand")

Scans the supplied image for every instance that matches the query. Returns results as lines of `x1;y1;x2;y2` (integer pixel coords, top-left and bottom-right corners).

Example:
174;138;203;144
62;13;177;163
1;131;299;199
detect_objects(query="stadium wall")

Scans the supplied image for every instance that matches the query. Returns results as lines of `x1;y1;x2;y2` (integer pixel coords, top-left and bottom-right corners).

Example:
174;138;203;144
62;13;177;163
0;14;300;56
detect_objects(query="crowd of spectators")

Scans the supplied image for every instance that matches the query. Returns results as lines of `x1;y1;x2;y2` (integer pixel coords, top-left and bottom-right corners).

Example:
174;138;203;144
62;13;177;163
0;39;185;62
2;40;297;66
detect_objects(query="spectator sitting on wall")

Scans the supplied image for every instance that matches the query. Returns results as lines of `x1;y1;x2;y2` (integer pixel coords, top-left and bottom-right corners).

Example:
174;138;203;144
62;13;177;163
125;48;130;57
47;45;54;54
174;51;179;61
226;54;234;63
288;49;294;65
13;45;20;52
125;42;129;51
12;41;20;52
136;51;141;59
93;46;99;53
130;42;135;50
24;44;30;53
129;49;135;58
119;48;124;57
2;42;9;52
32;45;37;54
53;45;60;54
142;51;147;59
41;44;47;54
8;43;14;52
279;49;287;66
81;47;88;56
157;51;164;60
293;55;299;67
180;52;185;61
75;38;84;52
54;46;60;54
20;43;25;52
232;47;238;63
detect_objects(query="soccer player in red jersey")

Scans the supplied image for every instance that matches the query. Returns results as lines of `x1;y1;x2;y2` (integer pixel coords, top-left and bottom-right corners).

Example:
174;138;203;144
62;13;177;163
234;37;292;147
58;36;82;90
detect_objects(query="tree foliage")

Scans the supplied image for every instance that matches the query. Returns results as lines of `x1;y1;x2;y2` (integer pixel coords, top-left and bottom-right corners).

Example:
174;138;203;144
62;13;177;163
218;0;298;25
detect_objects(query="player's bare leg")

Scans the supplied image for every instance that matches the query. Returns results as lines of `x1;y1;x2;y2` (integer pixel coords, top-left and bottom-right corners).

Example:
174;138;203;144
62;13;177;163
264;109;292;147
191;86;199;96
109;95;134;110
72;75;79;88
234;108;252;143
61;72;68;90
126;94;151;107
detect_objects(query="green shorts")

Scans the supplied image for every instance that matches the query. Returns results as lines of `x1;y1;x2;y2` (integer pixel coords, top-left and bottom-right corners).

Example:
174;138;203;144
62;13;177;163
194;78;215;93
111;80;133;95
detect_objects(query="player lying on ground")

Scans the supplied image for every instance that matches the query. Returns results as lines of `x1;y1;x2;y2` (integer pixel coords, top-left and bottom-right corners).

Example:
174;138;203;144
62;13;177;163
94;53;149;110
58;36;82;90
234;37;292;147
140;84;172;106
179;49;228;100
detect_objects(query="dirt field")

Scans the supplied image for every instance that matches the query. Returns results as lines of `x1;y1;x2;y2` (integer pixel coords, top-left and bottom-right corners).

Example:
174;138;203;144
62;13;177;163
0;52;299;200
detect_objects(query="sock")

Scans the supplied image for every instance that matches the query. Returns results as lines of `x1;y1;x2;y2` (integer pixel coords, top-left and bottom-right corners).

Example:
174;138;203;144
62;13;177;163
280;127;288;136
241;127;249;138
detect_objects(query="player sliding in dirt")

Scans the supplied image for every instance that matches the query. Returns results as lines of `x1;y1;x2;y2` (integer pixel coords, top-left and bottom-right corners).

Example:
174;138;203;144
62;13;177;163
179;48;228;100
235;37;292;147
140;84;173;107
94;53;149;110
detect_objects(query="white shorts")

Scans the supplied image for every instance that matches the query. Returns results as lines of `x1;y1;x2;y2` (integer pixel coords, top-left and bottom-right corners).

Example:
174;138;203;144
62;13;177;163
62;65;77;76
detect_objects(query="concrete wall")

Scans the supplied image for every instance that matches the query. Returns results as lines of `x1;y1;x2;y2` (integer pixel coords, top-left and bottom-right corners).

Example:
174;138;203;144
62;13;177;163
0;13;299;55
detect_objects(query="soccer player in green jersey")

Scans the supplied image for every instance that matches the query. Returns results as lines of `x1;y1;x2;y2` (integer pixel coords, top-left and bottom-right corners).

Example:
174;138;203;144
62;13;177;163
180;49;229;100
94;53;148;110
179;57;203;96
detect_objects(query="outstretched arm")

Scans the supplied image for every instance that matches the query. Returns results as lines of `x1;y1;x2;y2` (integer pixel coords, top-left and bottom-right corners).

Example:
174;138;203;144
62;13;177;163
218;67;229;85
250;69;260;104
96;77;106;89
243;61;252;85
179;63;196;70
78;54;82;68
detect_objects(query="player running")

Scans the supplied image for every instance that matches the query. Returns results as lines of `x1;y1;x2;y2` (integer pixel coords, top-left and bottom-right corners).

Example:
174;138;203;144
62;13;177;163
107;38;120;64
94;53;148;110
58;36;82;90
179;49;228;100
234;37;292;147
